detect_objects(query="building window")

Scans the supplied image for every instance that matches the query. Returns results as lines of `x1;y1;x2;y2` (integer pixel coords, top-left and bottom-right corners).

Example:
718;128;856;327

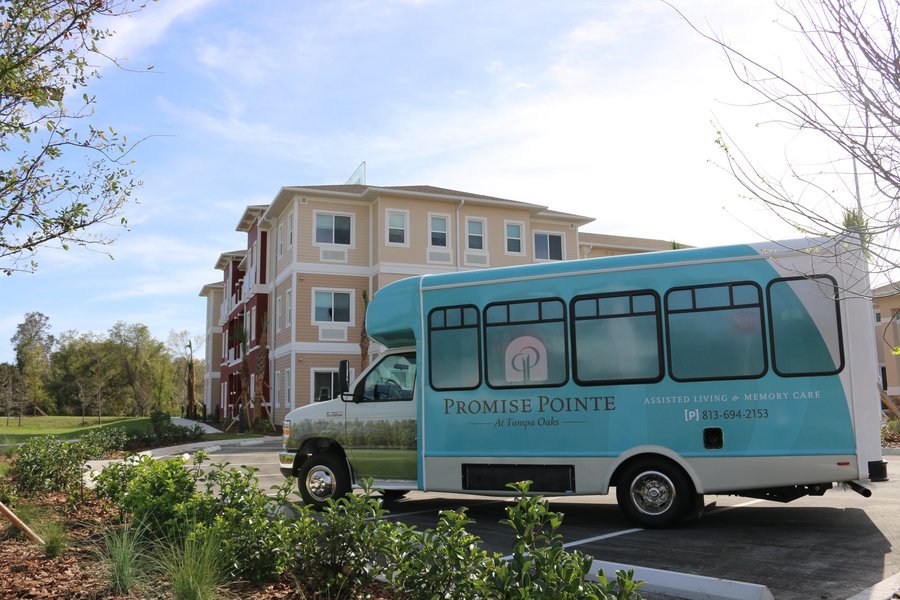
505;221;524;255
315;213;352;245
386;209;408;246
467;218;485;251
430;215;448;248
314;290;351;323
275;295;283;331
250;306;256;343
428;305;481;390
313;370;341;402
665;282;766;381
277;224;284;257
274;371;281;408
288;212;294;247
285;366;292;409
286;289;292;328
534;232;563;261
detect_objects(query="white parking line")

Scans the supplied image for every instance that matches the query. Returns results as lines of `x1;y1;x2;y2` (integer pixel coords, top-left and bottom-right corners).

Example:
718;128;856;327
561;527;644;550
708;499;765;514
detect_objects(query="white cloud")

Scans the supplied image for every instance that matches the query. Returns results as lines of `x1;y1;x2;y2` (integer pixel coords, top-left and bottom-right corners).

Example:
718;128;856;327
98;0;218;62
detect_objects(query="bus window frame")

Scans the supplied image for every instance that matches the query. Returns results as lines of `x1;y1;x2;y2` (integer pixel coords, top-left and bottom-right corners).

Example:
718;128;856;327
483;296;570;390
664;280;768;383
765;274;845;378
570;289;665;386
427;304;483;392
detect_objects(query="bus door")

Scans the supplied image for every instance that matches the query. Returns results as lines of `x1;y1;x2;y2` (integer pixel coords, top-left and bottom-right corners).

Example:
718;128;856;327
344;352;417;482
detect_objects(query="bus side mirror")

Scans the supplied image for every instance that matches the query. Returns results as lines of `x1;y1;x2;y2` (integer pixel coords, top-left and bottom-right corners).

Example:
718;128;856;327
338;360;350;395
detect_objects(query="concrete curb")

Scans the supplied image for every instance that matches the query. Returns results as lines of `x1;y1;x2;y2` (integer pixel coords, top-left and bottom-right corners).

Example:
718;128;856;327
844;570;900;599
590;560;774;600
881;447;900;456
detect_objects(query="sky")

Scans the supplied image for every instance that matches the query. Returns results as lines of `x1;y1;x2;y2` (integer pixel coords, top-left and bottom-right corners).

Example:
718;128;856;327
1;0;815;362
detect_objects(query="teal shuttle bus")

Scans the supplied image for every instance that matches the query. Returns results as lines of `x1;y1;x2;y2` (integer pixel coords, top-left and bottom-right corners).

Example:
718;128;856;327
280;238;887;526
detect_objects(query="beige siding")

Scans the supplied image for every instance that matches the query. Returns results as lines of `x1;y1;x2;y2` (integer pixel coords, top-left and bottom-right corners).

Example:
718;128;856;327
299;198;370;267
296;273;368;344
273;277;293;349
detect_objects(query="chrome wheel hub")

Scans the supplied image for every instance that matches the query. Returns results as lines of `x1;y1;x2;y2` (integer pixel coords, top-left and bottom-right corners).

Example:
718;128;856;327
630;470;676;516
306;465;336;502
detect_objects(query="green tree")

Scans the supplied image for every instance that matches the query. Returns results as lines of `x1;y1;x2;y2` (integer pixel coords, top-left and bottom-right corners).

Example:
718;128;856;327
108;321;166;416
0;0;150;274
11;311;54;414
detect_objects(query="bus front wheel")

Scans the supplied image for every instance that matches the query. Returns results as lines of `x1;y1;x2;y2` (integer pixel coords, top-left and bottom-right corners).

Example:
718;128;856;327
298;453;350;508
616;459;694;528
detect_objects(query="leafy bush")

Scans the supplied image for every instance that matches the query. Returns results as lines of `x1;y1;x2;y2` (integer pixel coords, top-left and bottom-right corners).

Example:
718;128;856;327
129;412;205;450
294;480;396;597
97;452;300;583
481;481;643;600
12;436;85;495
386;508;489;599
80;427;134;460
191;463;302;582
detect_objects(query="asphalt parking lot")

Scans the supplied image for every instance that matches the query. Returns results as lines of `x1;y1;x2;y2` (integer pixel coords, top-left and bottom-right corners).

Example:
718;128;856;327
210;439;900;599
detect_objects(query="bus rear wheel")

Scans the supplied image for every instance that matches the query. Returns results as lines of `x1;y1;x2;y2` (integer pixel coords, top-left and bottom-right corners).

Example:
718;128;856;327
616;459;694;528
298;453;350;508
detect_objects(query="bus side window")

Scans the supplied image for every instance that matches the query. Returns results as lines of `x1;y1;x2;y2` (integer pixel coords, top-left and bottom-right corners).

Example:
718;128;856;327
767;276;843;377
571;290;663;385
665;282;767;382
484;298;568;389
428;306;481;390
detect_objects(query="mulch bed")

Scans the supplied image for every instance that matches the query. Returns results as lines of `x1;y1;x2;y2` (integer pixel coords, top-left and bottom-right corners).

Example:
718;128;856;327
0;487;398;599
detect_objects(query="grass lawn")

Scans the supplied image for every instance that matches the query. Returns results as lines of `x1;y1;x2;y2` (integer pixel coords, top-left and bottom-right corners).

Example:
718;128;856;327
0;416;152;446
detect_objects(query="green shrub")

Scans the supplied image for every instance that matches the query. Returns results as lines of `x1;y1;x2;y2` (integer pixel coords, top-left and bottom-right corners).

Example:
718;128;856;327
12;436;84;495
97;452;300;583
80;427;134;459
192;463;302;582
117;456;201;535
386;508;489;599
481;481;644;600
294;480;397;597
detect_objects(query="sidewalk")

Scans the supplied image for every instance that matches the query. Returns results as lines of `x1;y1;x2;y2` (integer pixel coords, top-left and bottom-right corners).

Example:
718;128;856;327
170;417;223;434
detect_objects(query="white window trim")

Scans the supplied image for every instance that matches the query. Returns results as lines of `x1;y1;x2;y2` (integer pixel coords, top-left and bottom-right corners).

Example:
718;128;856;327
533;230;566;261
313;210;356;249
504;220;526;256
311;368;338;403
277;224;284;257
250;306;256;342
286;288;292;328
311;287;355;326
428;212;452;250
275;295;283;331
385;208;410;248
274;370;281;408
286;366;293;409
288;212;294;247
465;217;487;253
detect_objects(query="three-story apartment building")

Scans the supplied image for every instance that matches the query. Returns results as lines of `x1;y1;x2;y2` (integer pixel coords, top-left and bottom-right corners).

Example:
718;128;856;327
200;184;680;425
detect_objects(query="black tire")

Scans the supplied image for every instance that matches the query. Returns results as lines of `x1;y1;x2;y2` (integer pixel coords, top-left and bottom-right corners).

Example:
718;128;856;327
297;453;351;508
381;490;408;501
615;459;695;528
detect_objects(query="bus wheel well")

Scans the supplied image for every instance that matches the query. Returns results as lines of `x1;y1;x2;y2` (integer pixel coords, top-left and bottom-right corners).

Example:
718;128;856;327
610;454;690;489
296;438;346;469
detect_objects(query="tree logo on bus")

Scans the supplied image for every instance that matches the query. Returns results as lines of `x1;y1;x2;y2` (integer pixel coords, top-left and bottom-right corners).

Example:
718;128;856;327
506;336;548;383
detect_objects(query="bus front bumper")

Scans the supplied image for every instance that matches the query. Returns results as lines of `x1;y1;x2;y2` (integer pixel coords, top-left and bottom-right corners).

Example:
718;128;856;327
279;451;297;478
